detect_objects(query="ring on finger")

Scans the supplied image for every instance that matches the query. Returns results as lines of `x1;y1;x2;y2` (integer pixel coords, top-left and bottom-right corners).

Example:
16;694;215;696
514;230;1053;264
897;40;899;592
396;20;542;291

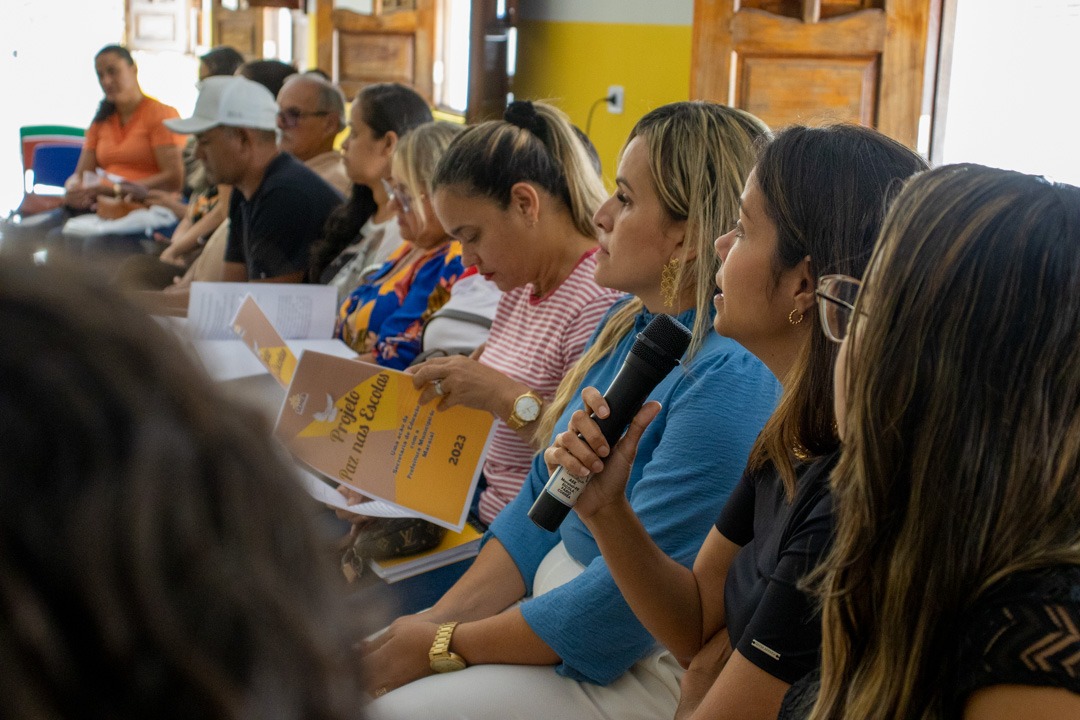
433;379;445;396
374;687;388;698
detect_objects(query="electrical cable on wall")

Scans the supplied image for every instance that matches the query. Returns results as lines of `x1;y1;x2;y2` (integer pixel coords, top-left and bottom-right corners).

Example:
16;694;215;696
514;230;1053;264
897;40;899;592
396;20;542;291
585;93;616;137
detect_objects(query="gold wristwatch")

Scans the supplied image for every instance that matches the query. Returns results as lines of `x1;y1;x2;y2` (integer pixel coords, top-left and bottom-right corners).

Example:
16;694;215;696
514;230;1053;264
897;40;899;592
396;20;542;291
429;621;467;672
506;391;543;430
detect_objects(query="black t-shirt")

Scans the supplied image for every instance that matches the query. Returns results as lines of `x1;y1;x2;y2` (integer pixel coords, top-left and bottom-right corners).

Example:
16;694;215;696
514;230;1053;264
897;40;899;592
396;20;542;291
779;564;1080;719
715;451;838;685
225;153;343;280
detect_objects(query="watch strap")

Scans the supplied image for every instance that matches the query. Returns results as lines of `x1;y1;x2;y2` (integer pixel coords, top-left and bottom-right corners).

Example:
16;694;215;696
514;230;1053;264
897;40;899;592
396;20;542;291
431;620;459;656
429;621;467;672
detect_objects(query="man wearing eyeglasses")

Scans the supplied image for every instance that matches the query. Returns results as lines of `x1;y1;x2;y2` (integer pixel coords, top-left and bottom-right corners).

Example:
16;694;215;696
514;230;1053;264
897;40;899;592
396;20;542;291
276;74;352;196
165;76;343;283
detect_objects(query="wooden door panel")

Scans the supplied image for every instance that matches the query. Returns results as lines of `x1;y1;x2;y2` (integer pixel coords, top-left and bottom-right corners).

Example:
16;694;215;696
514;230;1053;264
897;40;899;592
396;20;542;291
339;32;416;93
692;0;937;149
316;0;434;103
213;8;264;59
732;8;885;53
750;0;876;20
739;56;877;127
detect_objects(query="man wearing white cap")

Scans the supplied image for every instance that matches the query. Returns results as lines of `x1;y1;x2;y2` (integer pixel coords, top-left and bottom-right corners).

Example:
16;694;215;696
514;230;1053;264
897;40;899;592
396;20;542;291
165;76;342;282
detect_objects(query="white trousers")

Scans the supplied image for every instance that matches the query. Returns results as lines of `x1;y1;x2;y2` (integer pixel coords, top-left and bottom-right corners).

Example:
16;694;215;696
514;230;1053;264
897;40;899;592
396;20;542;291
367;542;683;720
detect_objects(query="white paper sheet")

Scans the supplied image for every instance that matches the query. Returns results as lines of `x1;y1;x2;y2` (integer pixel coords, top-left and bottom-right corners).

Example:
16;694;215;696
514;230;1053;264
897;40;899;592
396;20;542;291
188;282;338;340
296;466;419;519
193;339;359;382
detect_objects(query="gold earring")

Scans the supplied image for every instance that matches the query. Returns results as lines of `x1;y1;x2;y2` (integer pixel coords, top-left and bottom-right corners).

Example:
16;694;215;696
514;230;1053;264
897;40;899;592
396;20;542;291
661;258;680;308
788;308;804;325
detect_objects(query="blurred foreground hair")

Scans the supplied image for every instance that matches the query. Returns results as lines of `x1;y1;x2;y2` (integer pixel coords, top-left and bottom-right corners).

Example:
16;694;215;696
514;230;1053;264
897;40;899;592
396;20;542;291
811;165;1080;720
0;259;366;720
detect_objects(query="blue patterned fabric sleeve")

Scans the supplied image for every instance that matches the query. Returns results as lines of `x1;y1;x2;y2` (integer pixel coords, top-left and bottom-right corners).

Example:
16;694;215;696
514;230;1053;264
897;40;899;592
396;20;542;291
336;242;464;370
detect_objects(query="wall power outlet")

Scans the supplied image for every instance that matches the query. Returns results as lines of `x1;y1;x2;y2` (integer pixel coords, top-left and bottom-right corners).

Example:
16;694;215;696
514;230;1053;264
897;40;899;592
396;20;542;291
607;85;625;115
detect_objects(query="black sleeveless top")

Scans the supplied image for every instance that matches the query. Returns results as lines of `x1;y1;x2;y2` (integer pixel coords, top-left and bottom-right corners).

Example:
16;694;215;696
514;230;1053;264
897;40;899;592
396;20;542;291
779;564;1080;719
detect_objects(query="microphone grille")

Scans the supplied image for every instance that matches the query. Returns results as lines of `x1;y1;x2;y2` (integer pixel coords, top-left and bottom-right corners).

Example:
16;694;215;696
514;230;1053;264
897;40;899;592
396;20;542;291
631;314;693;369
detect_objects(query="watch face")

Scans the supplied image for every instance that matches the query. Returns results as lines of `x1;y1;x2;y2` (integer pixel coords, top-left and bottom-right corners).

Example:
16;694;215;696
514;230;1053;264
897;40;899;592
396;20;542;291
514;395;541;422
430;655;467;673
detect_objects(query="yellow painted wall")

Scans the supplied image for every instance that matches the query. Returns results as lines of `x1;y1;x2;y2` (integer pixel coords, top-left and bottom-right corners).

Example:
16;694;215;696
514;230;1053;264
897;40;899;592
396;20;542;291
513;19;693;185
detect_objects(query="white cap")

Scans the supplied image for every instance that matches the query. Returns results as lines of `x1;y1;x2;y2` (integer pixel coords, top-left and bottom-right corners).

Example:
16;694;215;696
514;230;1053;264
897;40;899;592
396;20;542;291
165;76;278;134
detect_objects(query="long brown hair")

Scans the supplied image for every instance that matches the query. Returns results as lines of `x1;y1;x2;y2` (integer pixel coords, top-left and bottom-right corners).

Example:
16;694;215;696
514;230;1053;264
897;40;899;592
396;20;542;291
537;102;769;444
745;125;927;496
810;165;1080;720
311;83;433;281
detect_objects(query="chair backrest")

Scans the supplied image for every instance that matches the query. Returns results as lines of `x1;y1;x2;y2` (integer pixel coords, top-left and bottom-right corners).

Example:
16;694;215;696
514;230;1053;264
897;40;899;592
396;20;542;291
31;144;84;191
19;125;85;194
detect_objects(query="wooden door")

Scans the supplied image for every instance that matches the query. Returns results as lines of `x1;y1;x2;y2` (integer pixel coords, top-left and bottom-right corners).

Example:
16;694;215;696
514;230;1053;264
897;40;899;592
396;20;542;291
464;0;517;123
316;0;436;102
127;0;190;52
691;0;940;149
212;5;266;59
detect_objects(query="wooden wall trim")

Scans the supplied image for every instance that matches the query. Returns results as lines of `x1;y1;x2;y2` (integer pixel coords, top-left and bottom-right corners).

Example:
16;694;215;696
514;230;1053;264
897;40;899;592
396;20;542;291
316;0;334;77
877;0;938;147
414;0;435;101
691;0;735;102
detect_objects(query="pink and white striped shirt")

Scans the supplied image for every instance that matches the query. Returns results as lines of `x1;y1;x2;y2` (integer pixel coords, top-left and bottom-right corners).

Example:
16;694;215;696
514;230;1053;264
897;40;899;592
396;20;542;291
476;249;623;524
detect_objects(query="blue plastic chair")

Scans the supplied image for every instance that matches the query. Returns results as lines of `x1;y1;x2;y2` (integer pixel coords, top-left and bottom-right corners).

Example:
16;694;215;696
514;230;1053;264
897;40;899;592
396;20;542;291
31;144;83;193
19;124;85;193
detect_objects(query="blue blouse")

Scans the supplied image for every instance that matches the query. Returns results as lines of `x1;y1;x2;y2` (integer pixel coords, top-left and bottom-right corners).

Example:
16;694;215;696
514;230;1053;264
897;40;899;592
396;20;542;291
489;301;782;684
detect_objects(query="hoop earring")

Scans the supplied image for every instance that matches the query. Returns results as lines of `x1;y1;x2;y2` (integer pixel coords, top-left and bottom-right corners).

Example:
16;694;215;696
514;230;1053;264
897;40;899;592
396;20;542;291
661;258;680;308
788;308;804;325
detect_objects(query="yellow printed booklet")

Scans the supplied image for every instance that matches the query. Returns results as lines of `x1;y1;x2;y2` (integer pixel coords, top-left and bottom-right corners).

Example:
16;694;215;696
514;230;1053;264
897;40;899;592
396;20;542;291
230;294;298;387
274;351;496;532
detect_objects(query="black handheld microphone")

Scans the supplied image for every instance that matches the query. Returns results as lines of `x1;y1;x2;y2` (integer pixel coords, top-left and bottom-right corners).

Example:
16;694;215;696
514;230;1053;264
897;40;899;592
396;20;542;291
527;314;693;532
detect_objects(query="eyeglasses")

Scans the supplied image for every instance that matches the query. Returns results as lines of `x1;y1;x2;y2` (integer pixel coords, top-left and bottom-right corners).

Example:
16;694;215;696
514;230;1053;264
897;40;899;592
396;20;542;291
276;108;330;129
381;178;413;215
815;274;862;343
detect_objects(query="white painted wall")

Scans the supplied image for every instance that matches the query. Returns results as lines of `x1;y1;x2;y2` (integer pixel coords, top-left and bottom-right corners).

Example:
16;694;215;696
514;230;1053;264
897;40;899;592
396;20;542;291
518;0;692;26
939;0;1080;185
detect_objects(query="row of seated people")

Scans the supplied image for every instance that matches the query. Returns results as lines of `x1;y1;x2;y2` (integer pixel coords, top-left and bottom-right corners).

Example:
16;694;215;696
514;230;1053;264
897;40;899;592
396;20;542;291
5;46;294;259
4;43;500;373
5;45;1079;720
332;101;1080;720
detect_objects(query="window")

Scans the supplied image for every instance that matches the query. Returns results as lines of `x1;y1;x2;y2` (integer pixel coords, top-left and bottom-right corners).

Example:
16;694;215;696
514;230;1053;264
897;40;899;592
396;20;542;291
934;0;1080;184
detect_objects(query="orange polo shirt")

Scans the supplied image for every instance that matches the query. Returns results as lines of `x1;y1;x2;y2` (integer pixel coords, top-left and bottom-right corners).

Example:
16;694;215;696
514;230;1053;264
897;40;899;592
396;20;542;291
85;96;185;181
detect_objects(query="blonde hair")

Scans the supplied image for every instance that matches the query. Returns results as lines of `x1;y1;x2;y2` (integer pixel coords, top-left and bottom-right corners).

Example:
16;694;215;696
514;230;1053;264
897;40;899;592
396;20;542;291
391;121;464;227
809;165;1080;720
431;100;606;239
536;102;769;444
